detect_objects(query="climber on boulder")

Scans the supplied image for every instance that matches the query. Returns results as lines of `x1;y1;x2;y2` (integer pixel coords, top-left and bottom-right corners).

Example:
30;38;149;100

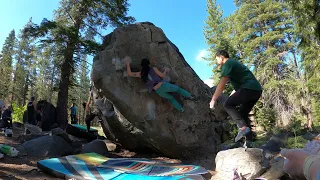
125;57;194;112
85;84;115;133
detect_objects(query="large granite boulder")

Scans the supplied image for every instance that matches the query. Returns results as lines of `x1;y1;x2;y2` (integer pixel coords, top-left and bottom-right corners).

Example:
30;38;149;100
22;100;57;131
37;100;57;131
92;22;228;167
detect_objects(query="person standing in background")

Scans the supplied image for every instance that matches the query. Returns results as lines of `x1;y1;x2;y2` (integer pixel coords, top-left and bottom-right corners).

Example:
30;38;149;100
70;103;77;124
0;99;4;120
27;97;37;125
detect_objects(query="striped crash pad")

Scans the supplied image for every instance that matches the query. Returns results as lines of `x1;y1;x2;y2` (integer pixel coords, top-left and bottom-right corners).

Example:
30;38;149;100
37;153;208;180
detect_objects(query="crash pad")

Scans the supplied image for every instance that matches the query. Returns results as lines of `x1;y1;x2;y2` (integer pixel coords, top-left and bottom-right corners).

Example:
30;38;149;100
66;124;98;142
71;124;98;132
37;153;207;180
99;158;207;176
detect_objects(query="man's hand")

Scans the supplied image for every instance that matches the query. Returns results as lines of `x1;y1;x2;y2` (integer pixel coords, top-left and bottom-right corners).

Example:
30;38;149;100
281;148;309;179
304;140;320;155
209;99;216;109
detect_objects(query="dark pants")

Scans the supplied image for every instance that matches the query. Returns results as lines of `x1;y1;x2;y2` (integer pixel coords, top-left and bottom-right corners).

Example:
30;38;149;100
28;114;36;125
3;118;12;128
224;87;262;141
70;114;77;124
85;113;97;132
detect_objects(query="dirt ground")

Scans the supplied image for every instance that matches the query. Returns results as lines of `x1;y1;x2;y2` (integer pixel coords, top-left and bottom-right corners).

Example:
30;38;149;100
0;130;60;180
0;128;212;180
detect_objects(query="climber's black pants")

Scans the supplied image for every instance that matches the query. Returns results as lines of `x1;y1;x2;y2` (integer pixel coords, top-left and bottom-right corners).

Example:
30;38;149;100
224;88;262;141
85;113;97;132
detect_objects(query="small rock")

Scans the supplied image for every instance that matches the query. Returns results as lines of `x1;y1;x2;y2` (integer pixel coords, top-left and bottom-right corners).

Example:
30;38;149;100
50;127;71;143
68;134;88;144
103;140;117;151
81;139;109;156
260;156;285;179
24;124;42;135
302;132;316;140
22;135;73;157
15;145;27;156
260;133;291;153
213;148;269;180
12;122;24;128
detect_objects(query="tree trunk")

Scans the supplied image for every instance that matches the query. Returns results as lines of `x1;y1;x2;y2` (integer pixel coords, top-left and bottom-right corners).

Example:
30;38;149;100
292;51;300;78
22;74;29;106
302;106;313;130
48;64;56;103
11;73;17;102
56;41;76;129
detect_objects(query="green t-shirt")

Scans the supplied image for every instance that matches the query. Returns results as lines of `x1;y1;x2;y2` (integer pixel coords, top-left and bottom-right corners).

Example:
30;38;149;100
221;59;262;91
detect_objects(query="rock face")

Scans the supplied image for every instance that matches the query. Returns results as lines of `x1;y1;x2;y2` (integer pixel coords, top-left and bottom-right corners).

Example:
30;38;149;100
92;22;228;166
213;148;269;180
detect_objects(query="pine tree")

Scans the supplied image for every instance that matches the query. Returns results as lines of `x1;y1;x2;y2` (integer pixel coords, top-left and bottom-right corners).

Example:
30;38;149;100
0;30;16;101
24;0;135;129
15;19;38;105
286;0;320;126
13;19;38;105
35;45;53;101
230;0;303;127
204;0;237;85
12;33;27;105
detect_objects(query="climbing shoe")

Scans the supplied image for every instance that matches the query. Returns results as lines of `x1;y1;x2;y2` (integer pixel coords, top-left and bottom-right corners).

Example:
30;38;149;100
183;95;196;101
235;127;250;142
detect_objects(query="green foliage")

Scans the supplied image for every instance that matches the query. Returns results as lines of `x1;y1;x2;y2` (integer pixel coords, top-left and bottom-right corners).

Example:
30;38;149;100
11;103;27;123
286;136;308;149
227;120;239;141
312;99;320;127
289;116;304;135
255;104;277;131
204;0;238;85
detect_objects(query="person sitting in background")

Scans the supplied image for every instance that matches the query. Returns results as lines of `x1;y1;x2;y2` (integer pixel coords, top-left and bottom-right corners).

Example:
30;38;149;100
2;105;13;129
281;140;320;180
